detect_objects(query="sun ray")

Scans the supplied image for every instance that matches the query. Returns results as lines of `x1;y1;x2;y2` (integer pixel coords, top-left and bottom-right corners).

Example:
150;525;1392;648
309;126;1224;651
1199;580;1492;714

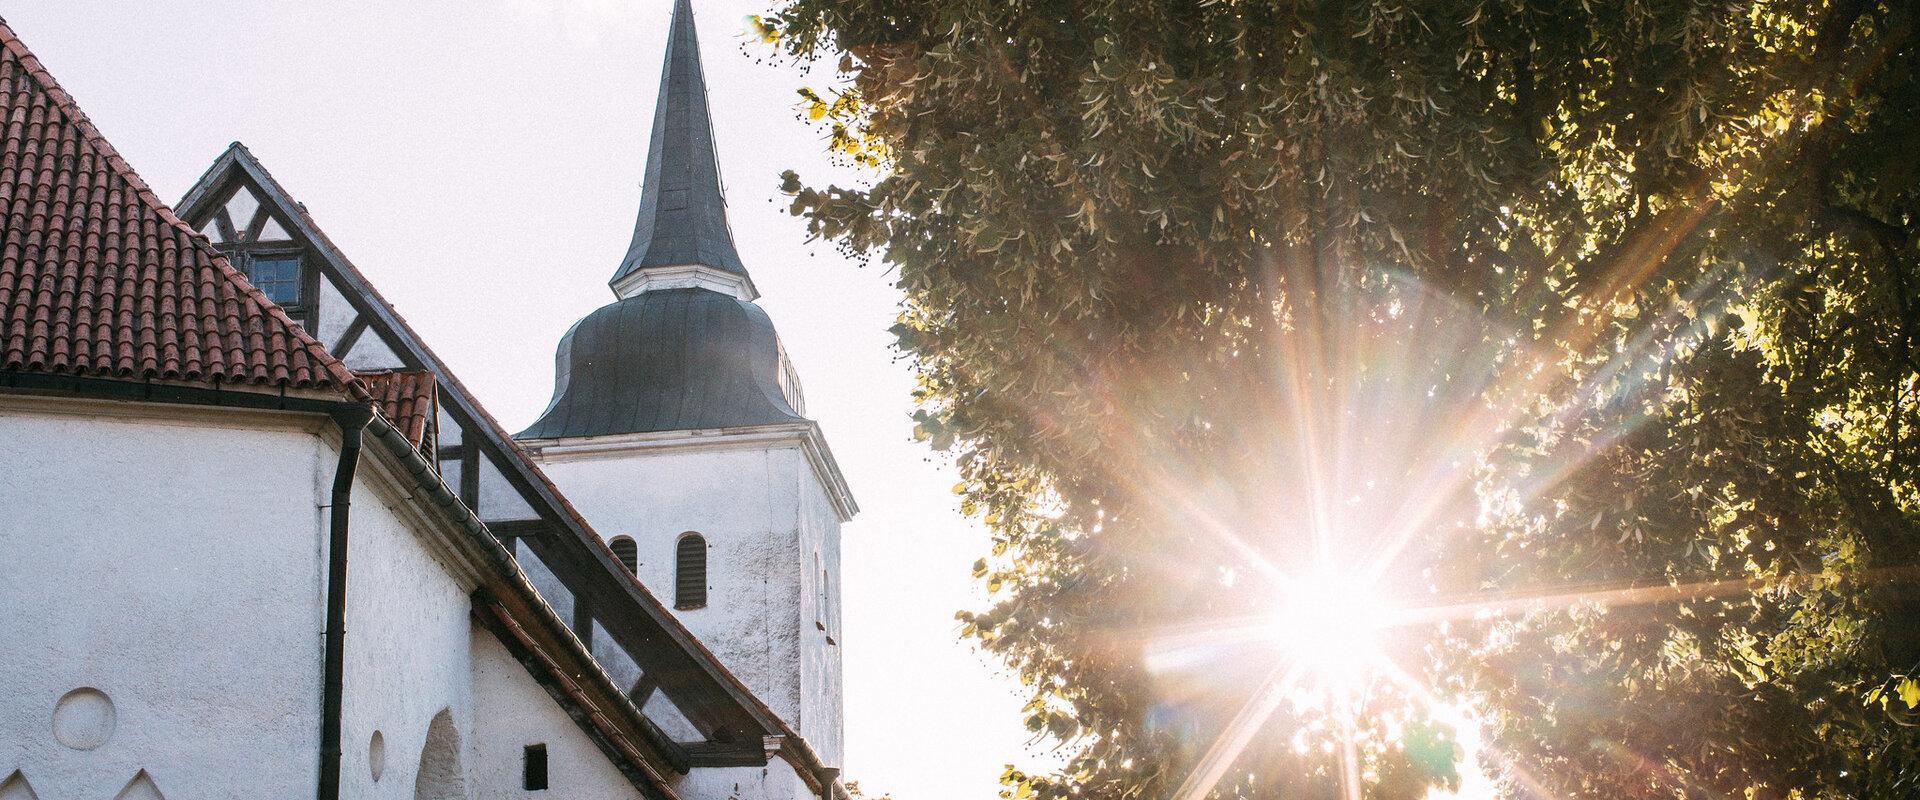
1170;661;1310;800
1396;564;1920;630
1371;659;1560;800
1142;28;1916;800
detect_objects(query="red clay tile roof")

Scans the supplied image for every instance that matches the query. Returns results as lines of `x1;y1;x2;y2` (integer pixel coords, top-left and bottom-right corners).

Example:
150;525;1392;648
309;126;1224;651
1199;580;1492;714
0;19;359;396
358;369;436;448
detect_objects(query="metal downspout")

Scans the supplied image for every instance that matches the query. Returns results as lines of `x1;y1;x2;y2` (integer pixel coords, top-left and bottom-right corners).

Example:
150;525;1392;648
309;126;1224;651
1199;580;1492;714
318;406;373;800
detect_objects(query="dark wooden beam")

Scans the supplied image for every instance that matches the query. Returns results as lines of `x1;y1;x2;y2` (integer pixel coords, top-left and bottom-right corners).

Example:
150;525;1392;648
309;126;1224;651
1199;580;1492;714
684;741;771;768
517;532;772;740
486;519;560;541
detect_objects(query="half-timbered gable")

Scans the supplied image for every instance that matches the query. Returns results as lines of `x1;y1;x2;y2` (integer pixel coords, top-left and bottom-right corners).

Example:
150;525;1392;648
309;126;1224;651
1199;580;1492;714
173;142;844;796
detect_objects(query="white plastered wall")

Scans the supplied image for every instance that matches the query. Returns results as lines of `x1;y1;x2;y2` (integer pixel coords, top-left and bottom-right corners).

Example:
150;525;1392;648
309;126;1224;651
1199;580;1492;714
672;760;815;800
0;396;664;800
794;458;845;768
0;399;330;799
527;430;846;774
469;633;644;800
332;453;480;798
314;274;358;351
332;417;657;800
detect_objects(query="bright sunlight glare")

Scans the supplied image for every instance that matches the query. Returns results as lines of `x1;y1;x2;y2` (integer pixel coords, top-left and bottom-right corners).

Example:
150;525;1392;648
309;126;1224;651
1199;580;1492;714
1266;567;1394;702
1155;248;1765;800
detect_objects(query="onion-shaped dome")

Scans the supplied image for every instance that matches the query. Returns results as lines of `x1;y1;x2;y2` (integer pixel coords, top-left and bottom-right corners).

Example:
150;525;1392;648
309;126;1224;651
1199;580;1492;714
516;288;804;439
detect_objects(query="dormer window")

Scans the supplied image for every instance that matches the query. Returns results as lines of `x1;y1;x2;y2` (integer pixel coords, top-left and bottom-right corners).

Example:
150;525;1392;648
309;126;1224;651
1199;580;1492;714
195;184;313;325
231;249;310;323
245;254;304;306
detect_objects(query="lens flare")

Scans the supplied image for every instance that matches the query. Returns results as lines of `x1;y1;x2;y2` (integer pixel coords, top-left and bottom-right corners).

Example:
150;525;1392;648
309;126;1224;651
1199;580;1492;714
1141;253;1777;800
1265;567;1393;702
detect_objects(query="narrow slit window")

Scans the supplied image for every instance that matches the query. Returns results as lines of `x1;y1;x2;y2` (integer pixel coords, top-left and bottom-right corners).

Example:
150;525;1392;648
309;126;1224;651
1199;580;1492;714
610;536;638;574
675;533;707;610
522;743;548;790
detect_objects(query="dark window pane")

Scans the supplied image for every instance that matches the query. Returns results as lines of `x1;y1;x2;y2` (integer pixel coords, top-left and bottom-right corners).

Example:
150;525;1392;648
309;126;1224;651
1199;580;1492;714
522;743;548;790
248;255;303;305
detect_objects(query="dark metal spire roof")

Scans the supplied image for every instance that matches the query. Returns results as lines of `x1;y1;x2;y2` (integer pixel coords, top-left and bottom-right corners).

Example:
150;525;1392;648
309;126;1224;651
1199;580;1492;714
516;289;805;439
610;0;748;289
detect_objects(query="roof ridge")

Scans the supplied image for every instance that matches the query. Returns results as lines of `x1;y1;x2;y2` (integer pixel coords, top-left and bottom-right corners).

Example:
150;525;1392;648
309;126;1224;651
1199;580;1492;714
0;18;363;398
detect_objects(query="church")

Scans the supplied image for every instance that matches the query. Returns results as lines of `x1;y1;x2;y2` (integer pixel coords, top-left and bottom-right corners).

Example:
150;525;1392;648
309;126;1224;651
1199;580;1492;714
0;2;856;798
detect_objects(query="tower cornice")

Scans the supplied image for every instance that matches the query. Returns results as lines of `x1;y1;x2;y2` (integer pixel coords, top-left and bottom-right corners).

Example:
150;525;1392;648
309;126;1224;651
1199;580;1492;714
612;262;758;301
519;421;860;523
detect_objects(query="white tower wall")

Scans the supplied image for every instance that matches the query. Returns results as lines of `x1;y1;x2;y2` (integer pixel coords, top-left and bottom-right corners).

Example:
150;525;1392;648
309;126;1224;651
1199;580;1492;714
525;428;846;769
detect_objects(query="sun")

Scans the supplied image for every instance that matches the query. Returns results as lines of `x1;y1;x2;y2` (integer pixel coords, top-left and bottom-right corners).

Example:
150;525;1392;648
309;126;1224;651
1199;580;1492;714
1265;566;1396;701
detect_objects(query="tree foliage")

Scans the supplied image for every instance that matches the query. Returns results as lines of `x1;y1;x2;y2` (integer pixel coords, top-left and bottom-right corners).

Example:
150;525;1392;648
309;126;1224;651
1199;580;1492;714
764;0;1920;796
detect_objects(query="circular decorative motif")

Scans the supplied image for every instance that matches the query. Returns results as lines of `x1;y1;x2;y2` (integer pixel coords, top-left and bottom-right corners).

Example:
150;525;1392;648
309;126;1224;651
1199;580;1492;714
52;687;115;750
369;730;386;781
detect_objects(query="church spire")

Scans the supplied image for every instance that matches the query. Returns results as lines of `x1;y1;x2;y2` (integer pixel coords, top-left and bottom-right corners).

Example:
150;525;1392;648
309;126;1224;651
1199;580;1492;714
611;0;753;298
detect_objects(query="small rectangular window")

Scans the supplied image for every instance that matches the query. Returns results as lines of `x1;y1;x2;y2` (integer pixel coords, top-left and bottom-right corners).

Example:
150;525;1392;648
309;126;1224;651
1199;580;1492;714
522;743;548;791
247;254;304;305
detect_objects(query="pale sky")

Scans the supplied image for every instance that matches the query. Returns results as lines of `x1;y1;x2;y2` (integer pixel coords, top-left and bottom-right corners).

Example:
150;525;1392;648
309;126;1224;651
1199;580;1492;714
2;1;1047;796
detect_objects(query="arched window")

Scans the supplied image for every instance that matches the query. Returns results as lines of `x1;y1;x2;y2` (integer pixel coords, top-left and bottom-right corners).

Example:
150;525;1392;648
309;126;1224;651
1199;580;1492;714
675;533;707;610
609;536;638;574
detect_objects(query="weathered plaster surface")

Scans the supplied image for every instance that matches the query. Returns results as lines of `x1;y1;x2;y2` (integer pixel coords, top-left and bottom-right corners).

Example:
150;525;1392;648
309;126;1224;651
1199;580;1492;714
333;457;478;799
794;462;845;767
314;273;357;350
0;402;328;798
530;430;846;773
476;454;538;522
1;398;662;800
470;632;643;799
344;331;406;370
339;420;656;800
672;760;817;800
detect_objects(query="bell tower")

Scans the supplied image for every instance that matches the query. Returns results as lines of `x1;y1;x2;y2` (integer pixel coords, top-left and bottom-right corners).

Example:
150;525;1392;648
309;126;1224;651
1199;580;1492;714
514;0;856;777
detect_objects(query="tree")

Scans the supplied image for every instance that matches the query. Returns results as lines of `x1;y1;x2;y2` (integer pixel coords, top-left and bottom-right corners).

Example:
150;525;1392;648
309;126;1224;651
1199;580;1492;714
763;0;1920;796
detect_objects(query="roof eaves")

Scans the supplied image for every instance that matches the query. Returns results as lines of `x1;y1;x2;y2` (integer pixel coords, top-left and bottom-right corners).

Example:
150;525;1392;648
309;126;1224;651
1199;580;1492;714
357;369;436;449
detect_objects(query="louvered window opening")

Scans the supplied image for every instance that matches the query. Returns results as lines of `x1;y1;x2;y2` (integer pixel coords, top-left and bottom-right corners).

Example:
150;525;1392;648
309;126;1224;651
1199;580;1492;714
610;536;638;574
676;534;707;610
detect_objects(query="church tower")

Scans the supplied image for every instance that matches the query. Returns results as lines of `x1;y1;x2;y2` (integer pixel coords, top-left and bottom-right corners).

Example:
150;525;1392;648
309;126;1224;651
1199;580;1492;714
515;0;857;775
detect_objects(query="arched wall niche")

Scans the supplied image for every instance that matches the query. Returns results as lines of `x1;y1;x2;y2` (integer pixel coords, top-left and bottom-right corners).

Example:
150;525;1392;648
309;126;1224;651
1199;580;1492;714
413;708;467;800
